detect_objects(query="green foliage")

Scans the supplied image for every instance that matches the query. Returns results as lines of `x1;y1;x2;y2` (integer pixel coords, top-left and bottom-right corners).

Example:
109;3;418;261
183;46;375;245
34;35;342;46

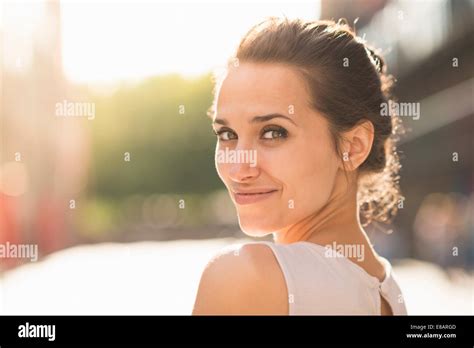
88;74;220;198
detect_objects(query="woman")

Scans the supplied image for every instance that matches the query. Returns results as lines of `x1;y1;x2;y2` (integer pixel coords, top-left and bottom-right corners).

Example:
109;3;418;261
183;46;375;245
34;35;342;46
193;17;407;315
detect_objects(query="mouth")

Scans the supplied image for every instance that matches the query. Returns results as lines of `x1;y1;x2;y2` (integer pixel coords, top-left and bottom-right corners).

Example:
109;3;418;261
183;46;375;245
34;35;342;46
232;189;278;205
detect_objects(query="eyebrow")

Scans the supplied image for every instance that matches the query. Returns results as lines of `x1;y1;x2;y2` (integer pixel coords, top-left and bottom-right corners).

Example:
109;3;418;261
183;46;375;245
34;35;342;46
213;113;297;126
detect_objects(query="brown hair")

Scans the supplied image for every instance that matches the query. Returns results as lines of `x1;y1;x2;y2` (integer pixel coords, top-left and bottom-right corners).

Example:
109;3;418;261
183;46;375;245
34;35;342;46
213;17;403;226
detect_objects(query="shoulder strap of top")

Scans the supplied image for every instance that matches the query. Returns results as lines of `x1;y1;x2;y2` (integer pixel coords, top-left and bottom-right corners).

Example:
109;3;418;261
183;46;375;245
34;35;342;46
378;257;408;315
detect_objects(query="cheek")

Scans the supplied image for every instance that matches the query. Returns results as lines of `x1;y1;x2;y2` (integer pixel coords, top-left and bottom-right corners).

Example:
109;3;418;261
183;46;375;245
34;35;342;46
276;136;339;212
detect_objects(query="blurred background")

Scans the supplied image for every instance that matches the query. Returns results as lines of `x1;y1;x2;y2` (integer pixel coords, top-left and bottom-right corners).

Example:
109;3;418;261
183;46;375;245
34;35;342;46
0;0;472;315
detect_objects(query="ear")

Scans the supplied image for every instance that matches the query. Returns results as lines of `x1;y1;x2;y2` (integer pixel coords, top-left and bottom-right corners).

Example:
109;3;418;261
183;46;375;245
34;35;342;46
338;120;374;172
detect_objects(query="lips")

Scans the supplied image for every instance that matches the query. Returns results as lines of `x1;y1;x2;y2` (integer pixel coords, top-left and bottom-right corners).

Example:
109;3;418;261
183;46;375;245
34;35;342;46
234;190;277;195
232;188;278;205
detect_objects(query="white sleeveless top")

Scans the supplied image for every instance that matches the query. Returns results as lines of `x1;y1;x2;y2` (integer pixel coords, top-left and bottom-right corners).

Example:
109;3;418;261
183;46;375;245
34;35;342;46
249;241;407;315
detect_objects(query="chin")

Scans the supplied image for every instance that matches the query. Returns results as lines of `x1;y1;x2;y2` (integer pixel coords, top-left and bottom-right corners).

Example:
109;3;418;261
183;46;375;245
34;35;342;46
237;215;278;238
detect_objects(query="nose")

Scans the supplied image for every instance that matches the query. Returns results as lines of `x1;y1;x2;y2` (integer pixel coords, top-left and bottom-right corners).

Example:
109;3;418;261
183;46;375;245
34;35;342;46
228;160;259;183
226;142;259;183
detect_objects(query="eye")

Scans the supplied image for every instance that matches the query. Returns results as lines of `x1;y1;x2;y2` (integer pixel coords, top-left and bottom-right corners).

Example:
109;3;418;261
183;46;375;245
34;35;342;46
213;128;237;141
261;125;288;140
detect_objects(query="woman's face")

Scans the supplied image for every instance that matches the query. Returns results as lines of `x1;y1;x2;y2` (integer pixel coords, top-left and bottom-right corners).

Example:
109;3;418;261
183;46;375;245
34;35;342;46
213;62;341;237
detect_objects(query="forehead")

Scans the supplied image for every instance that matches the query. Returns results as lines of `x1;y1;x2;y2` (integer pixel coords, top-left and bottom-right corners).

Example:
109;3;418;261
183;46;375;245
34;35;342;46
216;62;310;117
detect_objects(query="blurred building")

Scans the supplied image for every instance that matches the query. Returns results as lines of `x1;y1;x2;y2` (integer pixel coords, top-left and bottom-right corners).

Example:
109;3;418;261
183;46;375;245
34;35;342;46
322;0;473;268
0;1;90;269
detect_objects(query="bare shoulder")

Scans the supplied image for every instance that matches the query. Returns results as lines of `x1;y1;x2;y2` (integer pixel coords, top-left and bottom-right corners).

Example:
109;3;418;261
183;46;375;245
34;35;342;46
192;243;288;315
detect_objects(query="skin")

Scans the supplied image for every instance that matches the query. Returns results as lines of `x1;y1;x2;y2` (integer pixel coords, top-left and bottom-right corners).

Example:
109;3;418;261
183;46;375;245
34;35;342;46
193;62;392;315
